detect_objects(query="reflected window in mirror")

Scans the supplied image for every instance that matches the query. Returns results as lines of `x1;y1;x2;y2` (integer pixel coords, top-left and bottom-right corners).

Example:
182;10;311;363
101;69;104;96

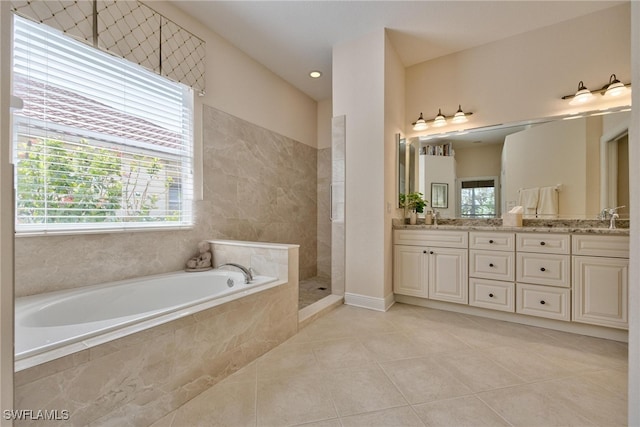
459;178;498;218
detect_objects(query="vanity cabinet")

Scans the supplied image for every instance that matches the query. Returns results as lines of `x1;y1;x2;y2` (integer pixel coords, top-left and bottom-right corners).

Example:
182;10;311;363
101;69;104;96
394;230;468;304
572;235;629;330
469;232;516;312
515;233;571;321
394;227;629;335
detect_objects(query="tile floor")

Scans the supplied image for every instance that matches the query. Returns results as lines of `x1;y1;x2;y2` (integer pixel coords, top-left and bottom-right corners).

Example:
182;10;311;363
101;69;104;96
299;276;332;309
151;303;628;427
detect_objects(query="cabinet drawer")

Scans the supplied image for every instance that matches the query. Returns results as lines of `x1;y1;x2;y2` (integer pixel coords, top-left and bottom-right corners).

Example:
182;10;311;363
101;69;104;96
516;233;570;254
469;278;515;312
572;235;630;258
469;232;515;251
516;253;570;287
470;250;515;281
394;230;468;248
516;283;570;321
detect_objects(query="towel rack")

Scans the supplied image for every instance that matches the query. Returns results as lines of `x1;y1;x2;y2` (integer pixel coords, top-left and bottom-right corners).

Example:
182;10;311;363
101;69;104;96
518;184;562;193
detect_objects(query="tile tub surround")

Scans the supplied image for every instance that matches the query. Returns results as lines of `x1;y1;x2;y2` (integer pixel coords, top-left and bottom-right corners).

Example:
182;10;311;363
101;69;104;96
14;242;299;427
152;303;627;426
15;105;318;297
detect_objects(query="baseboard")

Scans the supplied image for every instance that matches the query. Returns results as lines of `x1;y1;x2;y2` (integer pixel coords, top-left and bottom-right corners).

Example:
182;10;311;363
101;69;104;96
395;294;629;342
344;292;395;312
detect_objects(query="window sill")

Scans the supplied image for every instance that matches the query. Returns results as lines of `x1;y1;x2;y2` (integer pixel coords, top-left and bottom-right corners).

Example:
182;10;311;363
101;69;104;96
15;224;194;238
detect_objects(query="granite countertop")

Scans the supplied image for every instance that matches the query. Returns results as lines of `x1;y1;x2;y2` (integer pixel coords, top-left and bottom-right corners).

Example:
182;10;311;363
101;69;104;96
392;218;630;236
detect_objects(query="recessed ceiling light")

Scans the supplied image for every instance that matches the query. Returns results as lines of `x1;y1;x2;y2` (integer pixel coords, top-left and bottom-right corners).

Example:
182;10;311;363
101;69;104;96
309;71;322;79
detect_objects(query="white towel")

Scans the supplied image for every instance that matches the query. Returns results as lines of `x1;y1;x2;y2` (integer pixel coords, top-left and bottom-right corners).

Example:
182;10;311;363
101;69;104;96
537;186;559;218
517;187;539;219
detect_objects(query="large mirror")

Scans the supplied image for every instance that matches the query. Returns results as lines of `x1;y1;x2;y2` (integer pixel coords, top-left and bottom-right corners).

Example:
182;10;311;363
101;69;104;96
401;108;630;219
397;134;417;207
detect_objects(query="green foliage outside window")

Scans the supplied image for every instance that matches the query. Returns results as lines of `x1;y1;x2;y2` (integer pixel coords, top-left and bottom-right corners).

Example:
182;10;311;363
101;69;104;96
16;137;168;224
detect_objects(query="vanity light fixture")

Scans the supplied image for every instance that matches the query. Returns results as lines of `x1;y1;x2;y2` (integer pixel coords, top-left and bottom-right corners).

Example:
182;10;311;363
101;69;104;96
603;74;628;98
563;74;631;104
433;108;447;127
411;106;474;131
568;81;593;105
412;112;428;131
451;105;469;124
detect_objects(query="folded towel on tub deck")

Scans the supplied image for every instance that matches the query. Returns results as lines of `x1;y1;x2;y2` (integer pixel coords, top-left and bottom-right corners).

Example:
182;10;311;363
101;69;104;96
517;187;539;218
538;186;559;218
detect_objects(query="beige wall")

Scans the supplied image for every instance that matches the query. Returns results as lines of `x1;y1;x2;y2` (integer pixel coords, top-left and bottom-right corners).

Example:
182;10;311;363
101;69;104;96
150;2;318;149
405;4;631;137
384;33;405;300
455;144;503;180
317;99;333;150
333;30;387;302
502;119;591;217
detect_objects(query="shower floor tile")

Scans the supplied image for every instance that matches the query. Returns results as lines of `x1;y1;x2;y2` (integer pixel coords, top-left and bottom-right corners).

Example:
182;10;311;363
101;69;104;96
299;276;331;309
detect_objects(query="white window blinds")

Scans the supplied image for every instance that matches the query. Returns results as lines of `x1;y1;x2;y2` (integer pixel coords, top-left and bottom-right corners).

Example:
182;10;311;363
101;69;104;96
13;15;194;233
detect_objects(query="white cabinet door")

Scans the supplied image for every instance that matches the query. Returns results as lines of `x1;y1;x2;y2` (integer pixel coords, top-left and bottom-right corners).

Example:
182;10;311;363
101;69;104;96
573;256;628;329
394;245;428;297
428;247;468;304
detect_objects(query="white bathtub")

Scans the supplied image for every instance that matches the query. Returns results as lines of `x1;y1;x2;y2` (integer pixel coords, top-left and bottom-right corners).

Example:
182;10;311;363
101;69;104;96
15;269;279;369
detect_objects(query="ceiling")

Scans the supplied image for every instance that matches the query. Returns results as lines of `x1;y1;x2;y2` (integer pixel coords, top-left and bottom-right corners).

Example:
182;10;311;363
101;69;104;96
172;1;625;101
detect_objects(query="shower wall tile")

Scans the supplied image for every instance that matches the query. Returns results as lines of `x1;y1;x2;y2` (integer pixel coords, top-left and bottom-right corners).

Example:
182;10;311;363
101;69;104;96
317;147;332;279
15;105;317;296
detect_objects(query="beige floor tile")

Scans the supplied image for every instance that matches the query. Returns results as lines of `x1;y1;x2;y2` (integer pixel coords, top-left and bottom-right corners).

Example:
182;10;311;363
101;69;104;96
520;340;621;373
325;365;408;417
413;396;510;427
478;375;627;426
380;357;473;404
445;323;521;349
225;361;257;384
310;337;375;369
403;328;471;355
359;332;429;362
480;345;576;382
550;376;627;426
169;379;257;427
256;341;320;379
292;419;342;427
148;412;175;427
339;406;425;427
153;303;628;427
256;371;336;426
432;349;524;392
580;368;628;399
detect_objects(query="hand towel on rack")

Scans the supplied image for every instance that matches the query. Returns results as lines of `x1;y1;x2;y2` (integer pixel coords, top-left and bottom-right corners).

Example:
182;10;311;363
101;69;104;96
517;187;539;218
538;186;559;218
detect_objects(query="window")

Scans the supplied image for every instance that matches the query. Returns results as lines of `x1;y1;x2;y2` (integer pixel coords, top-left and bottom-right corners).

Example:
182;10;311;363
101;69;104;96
460;179;497;218
12;16;193;233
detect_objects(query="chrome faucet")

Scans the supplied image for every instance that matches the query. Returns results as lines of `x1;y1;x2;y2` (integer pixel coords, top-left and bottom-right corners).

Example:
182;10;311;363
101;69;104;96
600;206;625;229
218;263;253;283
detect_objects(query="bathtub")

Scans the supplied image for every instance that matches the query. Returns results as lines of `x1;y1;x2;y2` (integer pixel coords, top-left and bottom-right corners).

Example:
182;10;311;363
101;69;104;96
15;268;278;369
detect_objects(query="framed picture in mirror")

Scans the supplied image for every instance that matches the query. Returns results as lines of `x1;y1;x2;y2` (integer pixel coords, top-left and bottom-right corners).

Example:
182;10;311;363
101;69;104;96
431;183;448;208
